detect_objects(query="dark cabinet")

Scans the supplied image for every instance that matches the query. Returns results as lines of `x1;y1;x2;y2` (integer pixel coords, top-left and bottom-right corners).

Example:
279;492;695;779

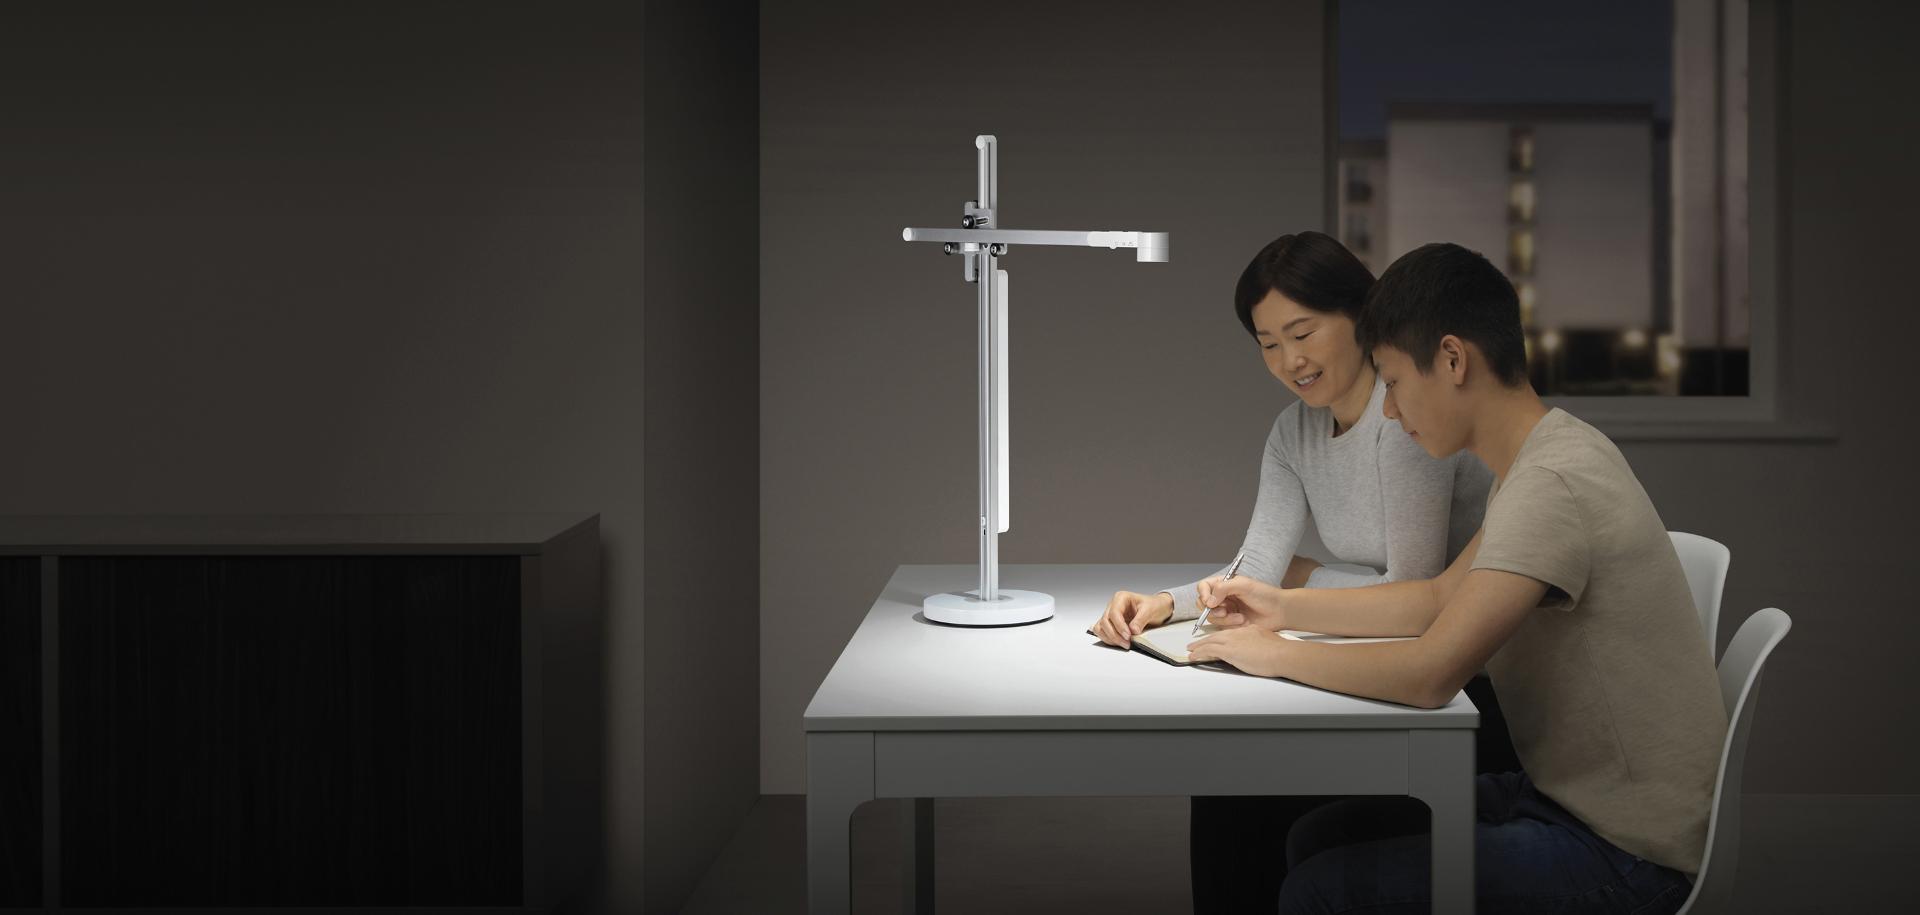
0;516;600;913
1;558;39;909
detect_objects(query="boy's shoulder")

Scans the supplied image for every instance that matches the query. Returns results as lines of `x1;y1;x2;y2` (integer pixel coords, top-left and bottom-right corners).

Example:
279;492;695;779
1508;409;1631;488
1497;411;1663;549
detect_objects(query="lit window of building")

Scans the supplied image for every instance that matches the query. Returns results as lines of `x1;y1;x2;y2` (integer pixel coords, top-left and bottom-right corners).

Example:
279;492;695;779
1508;228;1535;276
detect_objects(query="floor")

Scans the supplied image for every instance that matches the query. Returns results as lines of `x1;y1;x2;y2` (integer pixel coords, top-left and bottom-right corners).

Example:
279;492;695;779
680;793;1918;913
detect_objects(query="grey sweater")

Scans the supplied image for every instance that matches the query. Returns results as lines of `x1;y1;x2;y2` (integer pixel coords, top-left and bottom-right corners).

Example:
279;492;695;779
1162;377;1492;622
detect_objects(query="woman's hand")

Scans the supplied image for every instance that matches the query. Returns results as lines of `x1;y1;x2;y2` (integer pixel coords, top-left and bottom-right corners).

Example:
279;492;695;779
1196;575;1290;631
1186;626;1290;677
1093;590;1174;647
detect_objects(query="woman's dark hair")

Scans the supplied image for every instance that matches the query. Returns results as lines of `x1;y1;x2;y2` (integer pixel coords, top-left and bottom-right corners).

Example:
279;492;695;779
1356;242;1531;387
1232;231;1376;338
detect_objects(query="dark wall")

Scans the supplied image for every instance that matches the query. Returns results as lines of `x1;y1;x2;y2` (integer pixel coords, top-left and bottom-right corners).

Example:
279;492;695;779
643;1;760;912
759;0;1920;803
759;0;1332;792
0;5;651;911
1614;0;1920;793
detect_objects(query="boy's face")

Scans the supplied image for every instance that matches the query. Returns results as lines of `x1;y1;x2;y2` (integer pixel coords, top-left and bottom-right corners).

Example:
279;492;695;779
1374;343;1466;459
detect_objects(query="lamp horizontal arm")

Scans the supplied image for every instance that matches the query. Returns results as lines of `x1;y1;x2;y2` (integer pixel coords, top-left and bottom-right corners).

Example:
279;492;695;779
902;227;1169;262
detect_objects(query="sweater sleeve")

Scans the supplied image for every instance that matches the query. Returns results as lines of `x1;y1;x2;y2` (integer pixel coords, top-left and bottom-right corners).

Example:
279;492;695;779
1303;422;1458;590
1161;416;1309;622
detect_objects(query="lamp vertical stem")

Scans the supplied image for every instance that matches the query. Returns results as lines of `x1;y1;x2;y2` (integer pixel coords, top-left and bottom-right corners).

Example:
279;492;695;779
977;135;1000;601
978;244;999;601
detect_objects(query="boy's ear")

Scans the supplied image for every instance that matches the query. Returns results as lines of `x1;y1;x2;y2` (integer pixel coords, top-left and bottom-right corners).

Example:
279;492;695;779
1439;335;1469;385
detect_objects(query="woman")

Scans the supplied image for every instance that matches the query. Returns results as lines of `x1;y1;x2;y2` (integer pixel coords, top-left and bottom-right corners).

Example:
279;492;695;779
1090;231;1498;913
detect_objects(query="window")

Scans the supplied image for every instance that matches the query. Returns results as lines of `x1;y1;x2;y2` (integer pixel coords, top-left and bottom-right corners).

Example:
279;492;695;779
1508;180;1536;224
1336;0;1758;402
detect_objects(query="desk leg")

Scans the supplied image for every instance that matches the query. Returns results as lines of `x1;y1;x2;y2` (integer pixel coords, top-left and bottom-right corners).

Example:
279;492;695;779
808;732;874;915
903;797;934;914
1411;729;1476;915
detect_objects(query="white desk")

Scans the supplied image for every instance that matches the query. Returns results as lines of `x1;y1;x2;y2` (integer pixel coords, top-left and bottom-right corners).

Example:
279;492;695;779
804;564;1479;913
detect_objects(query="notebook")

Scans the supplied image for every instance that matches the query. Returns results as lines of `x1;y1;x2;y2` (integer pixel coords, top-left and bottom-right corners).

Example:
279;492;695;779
1094;621;1414;667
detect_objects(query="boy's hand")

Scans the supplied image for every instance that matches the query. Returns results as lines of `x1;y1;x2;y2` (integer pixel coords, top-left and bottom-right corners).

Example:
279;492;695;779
1186;627;1288;676
1196;575;1290;630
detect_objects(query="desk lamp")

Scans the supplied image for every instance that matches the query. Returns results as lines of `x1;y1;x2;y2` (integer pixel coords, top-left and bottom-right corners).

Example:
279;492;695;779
902;135;1170;626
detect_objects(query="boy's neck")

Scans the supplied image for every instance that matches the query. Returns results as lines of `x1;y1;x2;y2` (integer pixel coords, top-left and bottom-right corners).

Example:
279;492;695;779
1466;385;1552;482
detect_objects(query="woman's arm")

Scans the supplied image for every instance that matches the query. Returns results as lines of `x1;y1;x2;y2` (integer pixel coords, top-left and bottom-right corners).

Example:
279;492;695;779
1304;429;1458;589
1161;418;1310;622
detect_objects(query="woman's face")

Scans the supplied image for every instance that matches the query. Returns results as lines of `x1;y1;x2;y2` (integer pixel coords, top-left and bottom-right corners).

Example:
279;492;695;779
1249;289;1366;408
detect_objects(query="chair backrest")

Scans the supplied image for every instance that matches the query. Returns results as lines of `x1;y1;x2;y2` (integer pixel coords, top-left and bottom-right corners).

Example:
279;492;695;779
1669;531;1731;656
1675;607;1791;914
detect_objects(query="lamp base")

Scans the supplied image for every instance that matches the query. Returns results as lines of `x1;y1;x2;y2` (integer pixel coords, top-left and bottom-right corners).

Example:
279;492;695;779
923;589;1054;626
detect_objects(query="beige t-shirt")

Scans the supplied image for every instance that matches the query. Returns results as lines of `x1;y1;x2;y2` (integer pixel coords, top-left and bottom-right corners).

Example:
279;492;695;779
1472;408;1727;875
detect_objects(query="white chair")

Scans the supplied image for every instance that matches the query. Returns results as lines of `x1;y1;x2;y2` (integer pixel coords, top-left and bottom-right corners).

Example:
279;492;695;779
1674;606;1792;914
1669;531;1731;656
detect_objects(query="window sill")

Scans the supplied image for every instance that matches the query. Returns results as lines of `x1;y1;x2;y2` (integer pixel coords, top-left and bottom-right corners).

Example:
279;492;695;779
1587;419;1837;443
1547;393;1835;443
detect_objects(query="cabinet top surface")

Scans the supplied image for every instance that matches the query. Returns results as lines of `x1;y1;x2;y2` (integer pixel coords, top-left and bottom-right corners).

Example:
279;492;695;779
0;513;597;555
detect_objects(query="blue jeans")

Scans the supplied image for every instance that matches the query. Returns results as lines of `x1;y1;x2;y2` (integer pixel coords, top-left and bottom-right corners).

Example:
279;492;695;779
1278;771;1693;915
1193;677;1531;913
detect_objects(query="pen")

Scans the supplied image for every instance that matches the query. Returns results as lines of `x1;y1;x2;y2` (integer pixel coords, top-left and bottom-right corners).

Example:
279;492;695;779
1194;550;1247;635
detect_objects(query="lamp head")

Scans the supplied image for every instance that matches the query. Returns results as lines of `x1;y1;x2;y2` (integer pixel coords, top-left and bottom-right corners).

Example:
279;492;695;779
1135;232;1170;263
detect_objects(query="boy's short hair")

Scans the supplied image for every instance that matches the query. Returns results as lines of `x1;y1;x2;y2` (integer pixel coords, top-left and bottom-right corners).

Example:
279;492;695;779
1357;242;1531;387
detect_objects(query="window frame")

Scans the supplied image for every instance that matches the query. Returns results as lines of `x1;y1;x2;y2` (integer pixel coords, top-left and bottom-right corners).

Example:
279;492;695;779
1324;0;1827;441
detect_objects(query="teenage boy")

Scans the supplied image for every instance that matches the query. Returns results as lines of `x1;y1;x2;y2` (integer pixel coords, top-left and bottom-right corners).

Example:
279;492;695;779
1187;243;1725;914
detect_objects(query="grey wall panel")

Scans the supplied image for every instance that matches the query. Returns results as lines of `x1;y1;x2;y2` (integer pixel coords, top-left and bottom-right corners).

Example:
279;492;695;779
642;0;762;911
